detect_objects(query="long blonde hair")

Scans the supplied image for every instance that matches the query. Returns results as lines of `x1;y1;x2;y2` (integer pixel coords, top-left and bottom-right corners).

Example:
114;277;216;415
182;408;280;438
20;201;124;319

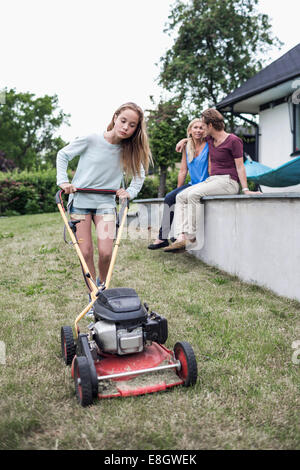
186;118;204;163
107;102;152;177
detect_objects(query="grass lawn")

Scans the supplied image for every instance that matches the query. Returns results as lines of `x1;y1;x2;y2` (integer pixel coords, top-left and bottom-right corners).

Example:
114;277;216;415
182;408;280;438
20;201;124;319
0;212;299;450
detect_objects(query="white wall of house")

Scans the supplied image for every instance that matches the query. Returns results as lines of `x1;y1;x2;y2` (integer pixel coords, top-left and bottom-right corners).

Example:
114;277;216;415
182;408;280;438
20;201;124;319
258;103;300;192
259;103;291;167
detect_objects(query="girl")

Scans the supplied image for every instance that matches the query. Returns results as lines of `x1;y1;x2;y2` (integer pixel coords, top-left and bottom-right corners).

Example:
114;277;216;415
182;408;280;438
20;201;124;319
56;102;151;287
148;118;209;250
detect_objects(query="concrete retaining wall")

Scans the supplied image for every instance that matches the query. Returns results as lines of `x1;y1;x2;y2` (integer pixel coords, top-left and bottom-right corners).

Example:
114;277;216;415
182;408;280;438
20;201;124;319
134;194;300;302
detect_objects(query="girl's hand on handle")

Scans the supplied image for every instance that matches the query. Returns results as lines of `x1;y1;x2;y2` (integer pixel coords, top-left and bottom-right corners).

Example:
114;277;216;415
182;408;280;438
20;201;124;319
116;188;130;200
60;183;77;194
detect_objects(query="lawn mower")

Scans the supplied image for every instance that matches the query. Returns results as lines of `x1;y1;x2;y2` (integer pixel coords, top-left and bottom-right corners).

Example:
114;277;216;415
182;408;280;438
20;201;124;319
56;188;198;406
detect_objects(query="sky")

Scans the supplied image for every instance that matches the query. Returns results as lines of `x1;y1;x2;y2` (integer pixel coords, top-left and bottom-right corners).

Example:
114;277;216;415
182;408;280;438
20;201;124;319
1;0;299;143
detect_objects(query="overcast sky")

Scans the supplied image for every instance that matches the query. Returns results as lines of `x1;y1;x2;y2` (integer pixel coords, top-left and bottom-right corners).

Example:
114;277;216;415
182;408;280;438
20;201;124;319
1;0;299;142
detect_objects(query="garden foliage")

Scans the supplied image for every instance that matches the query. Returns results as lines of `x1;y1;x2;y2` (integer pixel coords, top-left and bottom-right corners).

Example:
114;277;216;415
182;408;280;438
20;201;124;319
0;169;183;216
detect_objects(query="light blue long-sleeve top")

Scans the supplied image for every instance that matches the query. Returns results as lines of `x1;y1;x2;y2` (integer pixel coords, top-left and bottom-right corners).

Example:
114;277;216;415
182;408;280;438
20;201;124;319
56;133;145;209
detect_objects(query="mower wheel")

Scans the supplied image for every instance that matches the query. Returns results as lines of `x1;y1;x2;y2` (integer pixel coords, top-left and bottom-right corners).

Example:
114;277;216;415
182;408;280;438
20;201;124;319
61;326;76;365
74;356;94;407
174;341;198;387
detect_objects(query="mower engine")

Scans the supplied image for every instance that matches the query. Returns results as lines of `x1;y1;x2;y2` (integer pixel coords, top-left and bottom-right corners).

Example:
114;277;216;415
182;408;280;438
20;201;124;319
90;288;168;356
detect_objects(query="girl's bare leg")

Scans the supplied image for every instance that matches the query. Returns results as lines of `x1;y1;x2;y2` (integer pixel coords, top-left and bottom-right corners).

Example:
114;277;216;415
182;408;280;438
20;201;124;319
94;214;115;283
71;214;96;281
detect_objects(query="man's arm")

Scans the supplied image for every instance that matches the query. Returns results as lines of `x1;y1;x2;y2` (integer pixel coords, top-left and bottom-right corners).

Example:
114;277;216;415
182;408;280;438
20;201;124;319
234;157;262;195
175;138;188;153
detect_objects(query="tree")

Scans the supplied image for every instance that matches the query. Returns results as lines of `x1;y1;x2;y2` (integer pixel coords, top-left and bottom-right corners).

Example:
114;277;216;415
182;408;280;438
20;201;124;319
0;89;70;170
0;151;16;172
159;0;282;113
146;98;189;197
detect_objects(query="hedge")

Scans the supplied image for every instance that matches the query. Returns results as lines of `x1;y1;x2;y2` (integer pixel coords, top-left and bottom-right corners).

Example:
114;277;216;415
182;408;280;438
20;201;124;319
0;169;61;216
0;169;182;216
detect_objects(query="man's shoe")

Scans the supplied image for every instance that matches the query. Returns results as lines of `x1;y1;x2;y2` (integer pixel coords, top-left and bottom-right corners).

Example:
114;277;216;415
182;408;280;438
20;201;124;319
163;240;186;252
148;240;169;250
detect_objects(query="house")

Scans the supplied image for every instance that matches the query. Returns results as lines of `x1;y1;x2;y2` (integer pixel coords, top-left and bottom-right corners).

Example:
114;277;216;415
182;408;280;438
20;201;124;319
216;43;300;192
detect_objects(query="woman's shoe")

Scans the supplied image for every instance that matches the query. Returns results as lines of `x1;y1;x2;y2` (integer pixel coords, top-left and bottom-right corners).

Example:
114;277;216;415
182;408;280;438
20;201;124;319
148;240;169;250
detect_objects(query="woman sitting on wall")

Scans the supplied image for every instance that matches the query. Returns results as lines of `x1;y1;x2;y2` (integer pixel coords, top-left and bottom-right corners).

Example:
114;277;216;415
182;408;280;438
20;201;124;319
148;118;209;250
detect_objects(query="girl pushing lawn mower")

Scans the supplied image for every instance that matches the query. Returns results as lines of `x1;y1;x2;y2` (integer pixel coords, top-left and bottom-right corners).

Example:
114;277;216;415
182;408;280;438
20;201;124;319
56;102;152;294
56;103;198;406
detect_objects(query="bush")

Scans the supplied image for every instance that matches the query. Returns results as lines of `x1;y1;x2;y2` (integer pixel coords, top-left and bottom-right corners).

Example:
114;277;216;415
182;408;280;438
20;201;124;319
135;169;191;200
0;168;185;216
137;174;160;199
0;168;64;216
0;169;163;216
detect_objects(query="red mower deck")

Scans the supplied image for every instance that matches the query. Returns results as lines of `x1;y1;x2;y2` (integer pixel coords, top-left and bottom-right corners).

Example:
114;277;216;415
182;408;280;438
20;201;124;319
72;343;184;399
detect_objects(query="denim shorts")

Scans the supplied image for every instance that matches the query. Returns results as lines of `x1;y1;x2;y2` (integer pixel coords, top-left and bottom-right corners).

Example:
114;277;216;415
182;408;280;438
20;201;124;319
69;205;116;222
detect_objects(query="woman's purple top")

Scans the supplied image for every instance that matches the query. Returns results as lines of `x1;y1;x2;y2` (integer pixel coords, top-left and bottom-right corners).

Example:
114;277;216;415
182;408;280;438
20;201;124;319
206;134;243;182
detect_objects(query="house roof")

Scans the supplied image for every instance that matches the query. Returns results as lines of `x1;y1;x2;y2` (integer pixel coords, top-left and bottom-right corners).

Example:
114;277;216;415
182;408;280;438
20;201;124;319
216;43;300;114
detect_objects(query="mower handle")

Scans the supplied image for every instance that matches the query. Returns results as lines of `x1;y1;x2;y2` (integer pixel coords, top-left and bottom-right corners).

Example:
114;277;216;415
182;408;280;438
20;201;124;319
55;188;129;208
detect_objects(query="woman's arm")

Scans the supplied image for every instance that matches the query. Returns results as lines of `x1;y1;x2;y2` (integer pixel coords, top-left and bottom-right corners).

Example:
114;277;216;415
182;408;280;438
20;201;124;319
177;150;188;187
234;158;262;195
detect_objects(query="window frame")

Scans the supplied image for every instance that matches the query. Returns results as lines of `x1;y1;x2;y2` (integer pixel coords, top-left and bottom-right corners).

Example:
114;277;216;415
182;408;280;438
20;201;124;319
293;103;300;154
